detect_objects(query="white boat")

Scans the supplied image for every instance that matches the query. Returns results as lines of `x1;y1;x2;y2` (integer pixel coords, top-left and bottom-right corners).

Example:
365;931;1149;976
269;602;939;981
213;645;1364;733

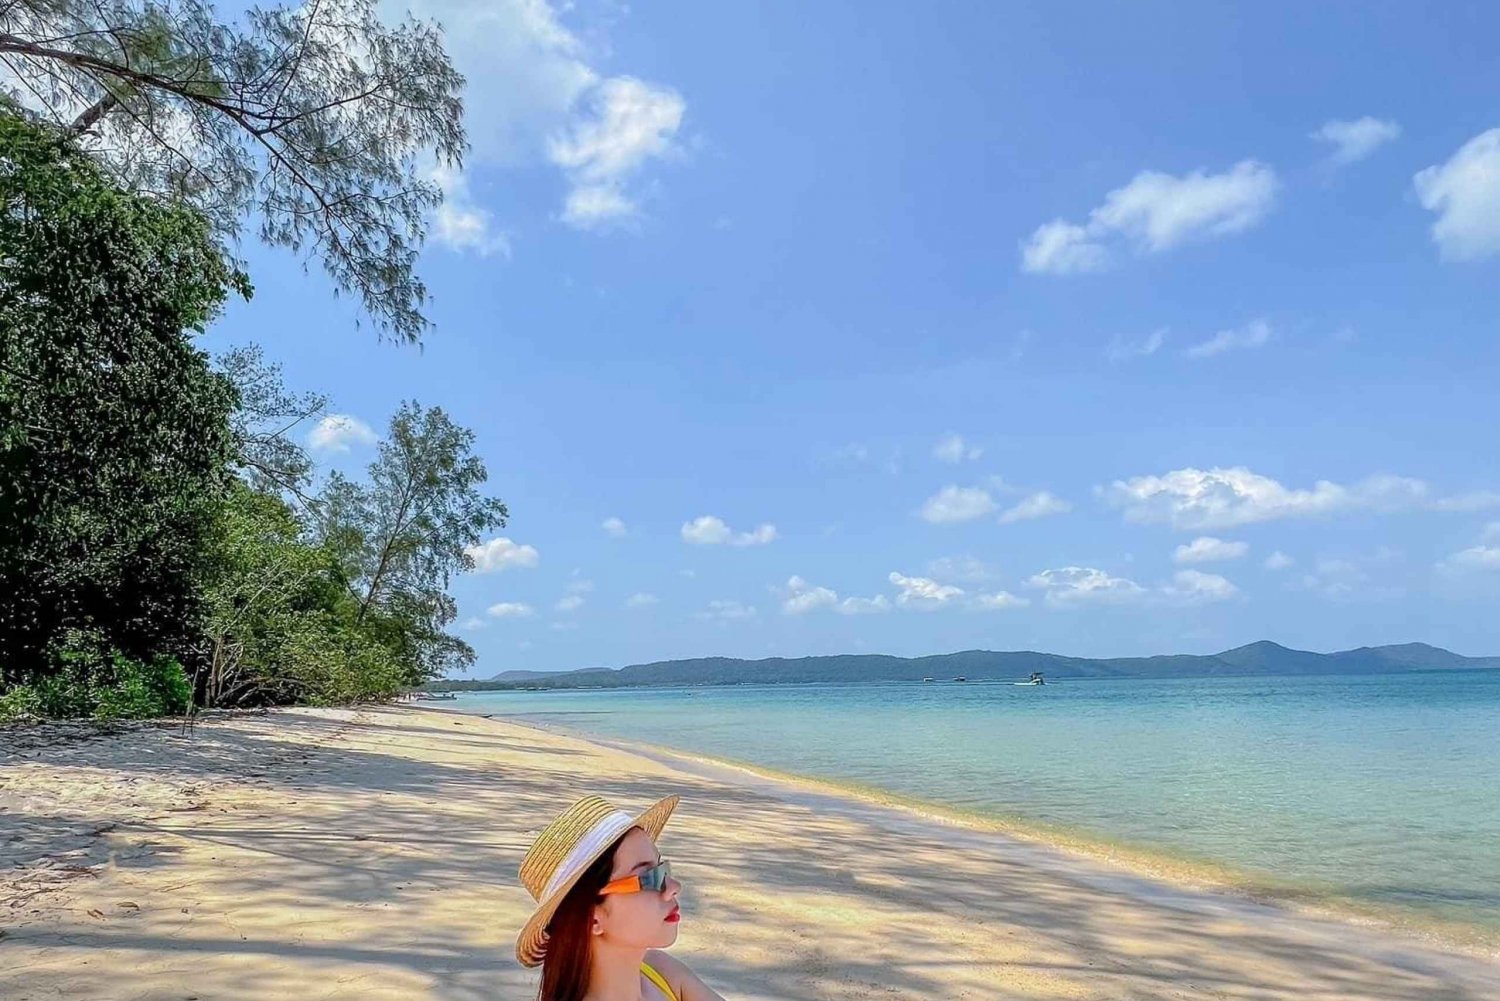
1013;672;1046;686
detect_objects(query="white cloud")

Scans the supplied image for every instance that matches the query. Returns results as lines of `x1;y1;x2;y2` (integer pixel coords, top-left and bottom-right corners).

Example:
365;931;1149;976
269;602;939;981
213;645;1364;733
602;516;628;538
780;576;891;616
1414;128;1500;262
1101;466;1432;530
1022;161;1277;274
487;601;536;618
698;600;756;622
466;537;541;572
565;576;594;594
1106;328;1167;362
1264;550;1295;571
681;515;777;547
307;414;377;453
1162;569;1239;604
555;594;585;613
887;571;964;609
972;591;1029;610
1020;220;1109;275
430;165;510;256
384;0;685;235
1296;559;1369;600
781;576;839;615
998;491;1072;524
1173;536;1249;564
1310;117;1401;165
1026;566;1146;606
458;616;488;631
1443;545;1500;571
925;555;999;583
624;592;659;608
1431;491;1500;513
1185;319;1272;359
550;76;685;229
934;434;983;464
919;485;996;524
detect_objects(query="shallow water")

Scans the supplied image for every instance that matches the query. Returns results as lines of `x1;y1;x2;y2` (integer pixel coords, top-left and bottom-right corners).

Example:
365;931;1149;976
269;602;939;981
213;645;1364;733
453;670;1500;934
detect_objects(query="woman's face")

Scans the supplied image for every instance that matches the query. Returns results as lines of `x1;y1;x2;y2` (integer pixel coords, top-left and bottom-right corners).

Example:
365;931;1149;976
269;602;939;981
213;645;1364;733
593;827;682;951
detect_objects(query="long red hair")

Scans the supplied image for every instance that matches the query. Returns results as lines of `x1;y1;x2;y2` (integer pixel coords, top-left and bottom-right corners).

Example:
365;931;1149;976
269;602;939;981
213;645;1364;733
537;831;628;1001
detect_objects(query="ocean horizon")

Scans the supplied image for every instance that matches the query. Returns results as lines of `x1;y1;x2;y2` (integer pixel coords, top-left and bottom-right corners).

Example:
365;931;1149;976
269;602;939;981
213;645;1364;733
452;668;1500;941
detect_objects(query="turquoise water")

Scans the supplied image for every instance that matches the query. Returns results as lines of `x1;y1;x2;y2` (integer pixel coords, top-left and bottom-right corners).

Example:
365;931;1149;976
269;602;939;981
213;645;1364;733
452;671;1500;934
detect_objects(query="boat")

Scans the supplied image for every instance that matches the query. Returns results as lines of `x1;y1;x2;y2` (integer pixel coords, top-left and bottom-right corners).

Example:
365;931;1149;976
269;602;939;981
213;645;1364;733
1013;671;1046;686
922;677;934;682
952;676;967;682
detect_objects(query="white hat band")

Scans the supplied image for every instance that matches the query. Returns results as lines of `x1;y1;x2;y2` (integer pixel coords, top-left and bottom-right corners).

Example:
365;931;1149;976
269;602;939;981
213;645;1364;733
539;809;636;901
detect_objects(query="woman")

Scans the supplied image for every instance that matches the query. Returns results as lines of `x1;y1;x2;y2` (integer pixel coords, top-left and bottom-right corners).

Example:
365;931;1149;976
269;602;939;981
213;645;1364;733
517;793;727;1001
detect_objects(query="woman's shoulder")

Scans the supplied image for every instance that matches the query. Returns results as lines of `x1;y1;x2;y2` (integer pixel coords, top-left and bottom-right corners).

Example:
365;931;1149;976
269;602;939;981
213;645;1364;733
643;949;688;978
643;950;727;1001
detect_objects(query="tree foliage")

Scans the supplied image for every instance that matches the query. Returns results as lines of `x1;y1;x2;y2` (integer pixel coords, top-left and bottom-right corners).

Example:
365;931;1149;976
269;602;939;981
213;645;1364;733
0;110;243;684
0;0;467;342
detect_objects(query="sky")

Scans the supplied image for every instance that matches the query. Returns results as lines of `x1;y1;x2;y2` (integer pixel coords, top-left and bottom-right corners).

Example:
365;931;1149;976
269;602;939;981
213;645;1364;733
203;0;1500;675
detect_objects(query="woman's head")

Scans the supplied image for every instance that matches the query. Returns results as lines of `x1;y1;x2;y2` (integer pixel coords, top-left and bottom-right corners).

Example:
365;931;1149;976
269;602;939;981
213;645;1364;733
538;826;682;1001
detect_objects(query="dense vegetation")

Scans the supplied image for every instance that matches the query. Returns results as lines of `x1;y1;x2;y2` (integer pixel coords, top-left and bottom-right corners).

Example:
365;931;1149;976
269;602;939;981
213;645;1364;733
0;112;502;722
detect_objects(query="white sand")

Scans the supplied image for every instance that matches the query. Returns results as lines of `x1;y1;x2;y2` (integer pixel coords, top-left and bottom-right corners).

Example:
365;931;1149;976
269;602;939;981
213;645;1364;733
2;705;1496;1000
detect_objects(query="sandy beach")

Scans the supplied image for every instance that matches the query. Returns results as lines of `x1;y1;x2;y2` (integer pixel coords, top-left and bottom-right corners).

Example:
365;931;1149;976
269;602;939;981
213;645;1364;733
2;705;1497;1001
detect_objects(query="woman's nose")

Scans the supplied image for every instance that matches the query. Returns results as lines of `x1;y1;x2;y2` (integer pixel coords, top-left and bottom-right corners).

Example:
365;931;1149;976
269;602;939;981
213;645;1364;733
665;876;682;900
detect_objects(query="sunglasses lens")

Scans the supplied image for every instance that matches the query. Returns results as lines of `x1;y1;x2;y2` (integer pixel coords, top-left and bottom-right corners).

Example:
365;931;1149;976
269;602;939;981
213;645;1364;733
647;861;670;892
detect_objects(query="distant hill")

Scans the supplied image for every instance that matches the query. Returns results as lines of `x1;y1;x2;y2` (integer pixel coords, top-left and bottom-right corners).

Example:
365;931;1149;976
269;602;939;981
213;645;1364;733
417;640;1500;691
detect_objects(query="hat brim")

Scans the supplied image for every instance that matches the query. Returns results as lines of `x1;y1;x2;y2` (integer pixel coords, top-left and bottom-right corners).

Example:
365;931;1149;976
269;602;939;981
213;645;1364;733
515;794;679;968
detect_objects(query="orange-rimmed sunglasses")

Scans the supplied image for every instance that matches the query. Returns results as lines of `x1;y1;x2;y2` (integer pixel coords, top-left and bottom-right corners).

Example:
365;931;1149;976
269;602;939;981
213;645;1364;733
600;860;672;896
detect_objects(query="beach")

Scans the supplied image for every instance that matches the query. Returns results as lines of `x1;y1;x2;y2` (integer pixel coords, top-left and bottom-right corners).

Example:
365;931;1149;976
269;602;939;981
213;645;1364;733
2;706;1497;1001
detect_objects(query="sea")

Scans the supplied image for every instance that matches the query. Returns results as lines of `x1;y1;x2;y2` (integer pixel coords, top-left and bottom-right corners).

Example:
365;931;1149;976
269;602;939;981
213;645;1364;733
450;670;1500;939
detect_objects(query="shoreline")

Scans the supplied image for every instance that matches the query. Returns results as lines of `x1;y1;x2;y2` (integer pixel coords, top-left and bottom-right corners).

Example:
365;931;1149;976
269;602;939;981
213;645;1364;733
4;704;1498;1000
470;707;1500;960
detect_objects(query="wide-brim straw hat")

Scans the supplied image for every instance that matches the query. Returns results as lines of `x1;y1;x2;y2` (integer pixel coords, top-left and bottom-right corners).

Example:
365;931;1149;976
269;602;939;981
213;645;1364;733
515;793;680;967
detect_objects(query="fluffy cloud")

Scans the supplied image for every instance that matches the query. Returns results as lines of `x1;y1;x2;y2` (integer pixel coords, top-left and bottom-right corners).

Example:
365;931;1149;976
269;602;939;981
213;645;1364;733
602;516;628;538
681;515;777;547
972;591;1029;610
887;571;964;609
919;485;996;524
555;594;584;613
1162;569;1239;604
1310;117;1400;165
1026;566;1235;606
430;165;510;256
458;616;488;631
307;414;377;453
624;592;660;608
698;600;756;622
1101;467;1433;530
487;601;535;618
1173;536;1249;564
466;537;541;572
780;576;891;616
1026;567;1146;606
933;434;983;464
1263;550;1295;571
1414;128;1500;262
549;77;685;229
386;0;685;239
1185;319;1273;359
1022;160;1277;274
1106;328;1167;362
998;491;1072;524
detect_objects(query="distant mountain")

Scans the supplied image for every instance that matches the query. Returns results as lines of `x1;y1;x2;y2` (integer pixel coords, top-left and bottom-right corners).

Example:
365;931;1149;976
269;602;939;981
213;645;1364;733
426;641;1500;691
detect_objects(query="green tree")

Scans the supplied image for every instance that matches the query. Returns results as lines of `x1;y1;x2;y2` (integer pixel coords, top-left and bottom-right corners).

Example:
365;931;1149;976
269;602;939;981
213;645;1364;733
218;344;326;504
0;112;244;685
0;0;466;342
318;402;507;683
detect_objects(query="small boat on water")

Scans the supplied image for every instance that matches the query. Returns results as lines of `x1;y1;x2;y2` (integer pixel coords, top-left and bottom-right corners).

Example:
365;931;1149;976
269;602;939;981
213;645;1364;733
922;677;934;682
953;676;967;682
1013;672;1046;686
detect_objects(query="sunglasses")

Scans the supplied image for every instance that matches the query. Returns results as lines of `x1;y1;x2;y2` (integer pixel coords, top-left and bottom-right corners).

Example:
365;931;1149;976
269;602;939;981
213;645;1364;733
600;859;673;896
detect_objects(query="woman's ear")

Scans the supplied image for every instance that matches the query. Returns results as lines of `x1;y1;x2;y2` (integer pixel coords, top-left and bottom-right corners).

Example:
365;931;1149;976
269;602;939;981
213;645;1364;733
590;906;605;937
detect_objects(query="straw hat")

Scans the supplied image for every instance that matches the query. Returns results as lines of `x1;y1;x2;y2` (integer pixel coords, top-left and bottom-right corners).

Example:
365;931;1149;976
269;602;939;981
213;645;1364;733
515;793;680;967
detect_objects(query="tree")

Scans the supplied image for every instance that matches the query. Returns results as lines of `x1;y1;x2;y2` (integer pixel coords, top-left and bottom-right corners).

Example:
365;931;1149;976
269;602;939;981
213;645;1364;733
318;402;507;682
0;111;243;683
0;0;466;342
217;344;326;504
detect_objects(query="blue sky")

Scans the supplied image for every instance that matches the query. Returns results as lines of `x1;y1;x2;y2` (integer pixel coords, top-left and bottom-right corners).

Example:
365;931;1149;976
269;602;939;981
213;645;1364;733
205;1;1500;675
